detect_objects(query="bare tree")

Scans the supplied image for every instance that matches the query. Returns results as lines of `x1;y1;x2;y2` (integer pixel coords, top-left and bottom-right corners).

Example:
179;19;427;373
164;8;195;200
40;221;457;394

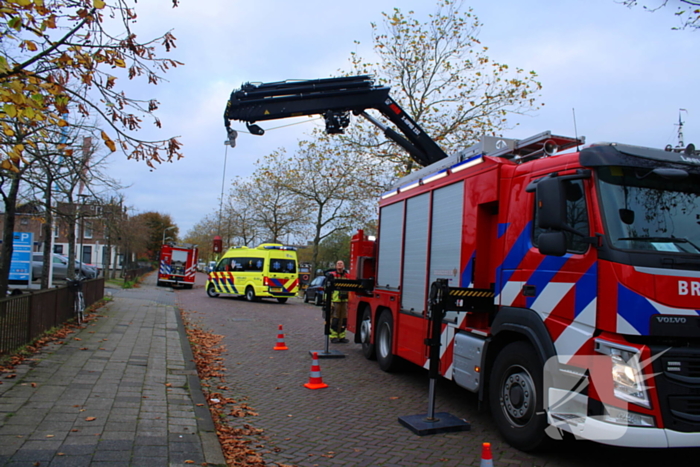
240;159;311;244
257;136;389;271
619;0;700;30
342;0;543;174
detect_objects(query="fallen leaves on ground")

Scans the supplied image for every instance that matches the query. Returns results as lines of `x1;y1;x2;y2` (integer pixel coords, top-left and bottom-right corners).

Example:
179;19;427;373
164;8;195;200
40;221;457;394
0;296;111;374
182;311;270;467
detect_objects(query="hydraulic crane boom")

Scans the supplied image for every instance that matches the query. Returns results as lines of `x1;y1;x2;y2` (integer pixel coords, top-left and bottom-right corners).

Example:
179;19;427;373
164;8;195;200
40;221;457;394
224;75;448;167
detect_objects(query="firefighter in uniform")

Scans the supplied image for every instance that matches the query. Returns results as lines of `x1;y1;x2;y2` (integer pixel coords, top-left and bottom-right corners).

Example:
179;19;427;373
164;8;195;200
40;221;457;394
328;260;351;343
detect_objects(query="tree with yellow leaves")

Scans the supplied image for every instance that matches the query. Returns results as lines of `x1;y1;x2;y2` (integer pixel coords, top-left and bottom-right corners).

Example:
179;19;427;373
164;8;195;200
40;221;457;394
0;0;182;295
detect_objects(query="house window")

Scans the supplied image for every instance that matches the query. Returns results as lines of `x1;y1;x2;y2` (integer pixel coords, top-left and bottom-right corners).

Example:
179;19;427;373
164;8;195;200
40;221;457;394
54;244;64;254
84;222;93;239
82;245;92;264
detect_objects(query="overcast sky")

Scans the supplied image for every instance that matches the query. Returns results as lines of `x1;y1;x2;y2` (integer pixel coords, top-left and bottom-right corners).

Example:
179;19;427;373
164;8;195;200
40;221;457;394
101;0;700;239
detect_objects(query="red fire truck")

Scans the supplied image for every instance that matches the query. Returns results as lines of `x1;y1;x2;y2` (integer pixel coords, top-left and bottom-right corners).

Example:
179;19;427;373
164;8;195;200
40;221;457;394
224;76;700;450
157;243;198;289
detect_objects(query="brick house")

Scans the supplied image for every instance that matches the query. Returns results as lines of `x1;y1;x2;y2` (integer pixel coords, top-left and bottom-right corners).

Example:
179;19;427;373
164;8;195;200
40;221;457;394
1;201;124;273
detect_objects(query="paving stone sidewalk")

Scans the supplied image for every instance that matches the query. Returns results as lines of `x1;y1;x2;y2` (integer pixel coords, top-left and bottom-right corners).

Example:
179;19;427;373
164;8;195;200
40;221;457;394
0;274;225;466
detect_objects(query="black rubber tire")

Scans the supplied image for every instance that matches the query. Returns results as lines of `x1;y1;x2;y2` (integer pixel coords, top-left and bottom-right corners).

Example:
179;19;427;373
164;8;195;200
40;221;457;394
245;286;257;302
277;297;288;304
206;283;219;298
489;341;548;451
303;292;309;303
314;293;323;307
376;311;397;372
360;306;376;360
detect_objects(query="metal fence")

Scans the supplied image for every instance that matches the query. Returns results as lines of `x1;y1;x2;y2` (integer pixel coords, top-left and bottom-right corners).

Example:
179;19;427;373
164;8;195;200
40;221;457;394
0;278;105;356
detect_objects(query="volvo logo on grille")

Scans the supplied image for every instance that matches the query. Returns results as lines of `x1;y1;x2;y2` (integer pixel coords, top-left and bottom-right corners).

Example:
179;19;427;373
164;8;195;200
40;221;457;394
650;315;699;337
655;316;687;324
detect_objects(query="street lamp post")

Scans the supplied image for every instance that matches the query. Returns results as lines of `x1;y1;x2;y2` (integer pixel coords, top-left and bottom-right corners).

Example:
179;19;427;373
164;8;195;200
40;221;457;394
162;226;176;245
76;193;89;272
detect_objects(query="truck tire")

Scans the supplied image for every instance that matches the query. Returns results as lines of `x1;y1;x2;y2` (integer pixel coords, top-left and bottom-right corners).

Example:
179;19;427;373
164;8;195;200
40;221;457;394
489;341;548;451
360;306;376;361
376;311;397;372
206;284;219;298
245;286;257;302
277;297;288;304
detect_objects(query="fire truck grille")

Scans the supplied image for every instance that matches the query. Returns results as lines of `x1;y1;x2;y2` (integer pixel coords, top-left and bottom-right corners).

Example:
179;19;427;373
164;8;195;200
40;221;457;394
651;347;700;432
662;356;700;379
668;397;700;421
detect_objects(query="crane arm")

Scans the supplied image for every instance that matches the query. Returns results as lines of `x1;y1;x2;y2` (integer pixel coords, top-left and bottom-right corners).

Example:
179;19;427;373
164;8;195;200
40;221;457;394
224;75;447;167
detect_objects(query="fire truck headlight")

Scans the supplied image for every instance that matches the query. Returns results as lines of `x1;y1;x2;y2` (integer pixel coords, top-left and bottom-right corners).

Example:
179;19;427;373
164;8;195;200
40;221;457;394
610;352;649;408
595;341;650;409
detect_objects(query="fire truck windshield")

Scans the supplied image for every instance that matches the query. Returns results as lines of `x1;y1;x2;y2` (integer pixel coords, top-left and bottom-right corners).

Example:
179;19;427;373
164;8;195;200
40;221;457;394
597;166;700;254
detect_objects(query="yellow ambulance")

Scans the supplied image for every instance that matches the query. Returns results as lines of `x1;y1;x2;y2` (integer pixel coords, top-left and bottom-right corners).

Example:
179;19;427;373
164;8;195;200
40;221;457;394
205;243;299;303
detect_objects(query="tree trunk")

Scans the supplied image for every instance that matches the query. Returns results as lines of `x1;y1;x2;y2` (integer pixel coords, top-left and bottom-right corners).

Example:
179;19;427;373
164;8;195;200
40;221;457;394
40;174;53;289
0;176;22;297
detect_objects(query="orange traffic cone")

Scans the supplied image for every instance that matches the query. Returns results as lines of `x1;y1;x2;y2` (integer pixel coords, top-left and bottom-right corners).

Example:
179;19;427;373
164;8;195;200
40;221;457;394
273;324;288;351
303;352;328;389
480;442;493;467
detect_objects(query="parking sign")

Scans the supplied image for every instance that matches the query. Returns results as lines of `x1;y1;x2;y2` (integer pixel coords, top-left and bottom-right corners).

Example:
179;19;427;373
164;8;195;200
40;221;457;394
9;232;33;282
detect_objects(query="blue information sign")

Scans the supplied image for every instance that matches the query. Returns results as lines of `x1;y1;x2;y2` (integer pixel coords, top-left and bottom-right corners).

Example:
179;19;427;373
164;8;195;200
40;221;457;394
9;232;33;282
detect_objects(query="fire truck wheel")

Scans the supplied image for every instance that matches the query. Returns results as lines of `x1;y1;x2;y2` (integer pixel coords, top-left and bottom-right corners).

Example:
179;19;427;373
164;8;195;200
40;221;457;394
206;284;219;298
360;307;376;360
277;297;288;304
489;341;548;451
376;311;397;372
245;286;257;302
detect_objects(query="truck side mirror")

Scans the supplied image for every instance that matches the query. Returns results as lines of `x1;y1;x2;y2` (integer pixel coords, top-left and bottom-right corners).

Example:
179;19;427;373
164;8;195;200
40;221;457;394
536;177;566;230
538;231;567;256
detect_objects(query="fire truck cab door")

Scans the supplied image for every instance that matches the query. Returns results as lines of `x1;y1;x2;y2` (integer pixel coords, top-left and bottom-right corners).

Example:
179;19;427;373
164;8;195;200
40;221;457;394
500;174;598;364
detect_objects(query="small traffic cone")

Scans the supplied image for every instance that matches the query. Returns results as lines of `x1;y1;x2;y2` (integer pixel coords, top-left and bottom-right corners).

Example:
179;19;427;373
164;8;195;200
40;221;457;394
480;442;493;467
303;352;328;389
273;324;288;351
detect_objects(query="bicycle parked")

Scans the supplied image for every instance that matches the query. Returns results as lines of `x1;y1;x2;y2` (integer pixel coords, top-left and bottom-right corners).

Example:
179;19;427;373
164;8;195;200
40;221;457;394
67;277;85;325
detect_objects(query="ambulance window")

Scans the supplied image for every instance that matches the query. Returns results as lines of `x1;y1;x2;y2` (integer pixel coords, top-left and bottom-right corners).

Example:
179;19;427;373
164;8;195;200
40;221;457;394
270;259;296;273
235;257;263;271
216;258;232;271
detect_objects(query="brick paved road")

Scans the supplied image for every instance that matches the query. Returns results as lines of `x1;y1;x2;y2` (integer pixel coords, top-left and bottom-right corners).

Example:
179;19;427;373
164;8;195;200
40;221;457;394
178;273;700;467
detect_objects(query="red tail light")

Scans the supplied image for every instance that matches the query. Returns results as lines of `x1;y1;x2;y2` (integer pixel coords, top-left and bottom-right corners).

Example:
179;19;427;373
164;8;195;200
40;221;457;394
263;276;270;286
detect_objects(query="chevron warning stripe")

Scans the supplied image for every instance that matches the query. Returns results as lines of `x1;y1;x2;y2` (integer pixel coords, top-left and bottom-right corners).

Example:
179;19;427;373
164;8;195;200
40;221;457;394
449;289;495;298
